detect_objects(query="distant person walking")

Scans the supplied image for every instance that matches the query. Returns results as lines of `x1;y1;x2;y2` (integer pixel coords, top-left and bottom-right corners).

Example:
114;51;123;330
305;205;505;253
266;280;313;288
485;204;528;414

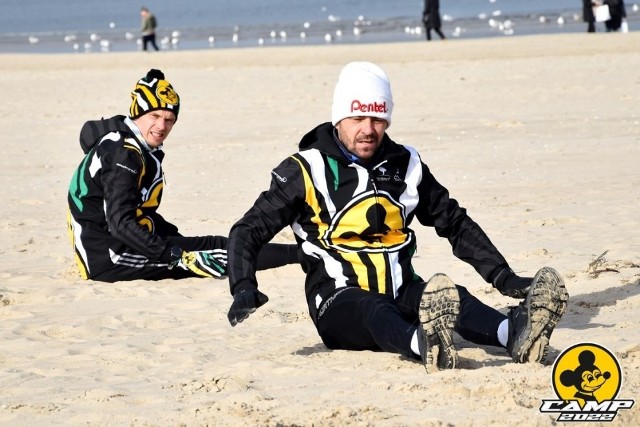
140;6;159;51
422;0;446;41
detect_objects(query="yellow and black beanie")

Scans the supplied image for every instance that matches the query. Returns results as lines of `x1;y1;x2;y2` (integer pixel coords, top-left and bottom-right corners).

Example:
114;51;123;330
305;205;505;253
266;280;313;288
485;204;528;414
129;69;180;121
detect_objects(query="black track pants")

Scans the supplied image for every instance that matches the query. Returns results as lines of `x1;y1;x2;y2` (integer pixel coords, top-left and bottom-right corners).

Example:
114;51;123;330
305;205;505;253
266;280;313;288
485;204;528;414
315;281;506;359
92;236;298;282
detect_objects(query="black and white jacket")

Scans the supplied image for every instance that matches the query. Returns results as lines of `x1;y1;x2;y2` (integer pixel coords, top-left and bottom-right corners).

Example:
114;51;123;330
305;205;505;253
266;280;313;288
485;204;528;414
228;122;508;322
67;116;177;279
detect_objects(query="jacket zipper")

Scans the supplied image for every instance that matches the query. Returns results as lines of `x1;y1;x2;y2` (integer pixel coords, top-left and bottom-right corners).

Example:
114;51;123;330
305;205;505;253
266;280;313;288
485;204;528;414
369;160;388;238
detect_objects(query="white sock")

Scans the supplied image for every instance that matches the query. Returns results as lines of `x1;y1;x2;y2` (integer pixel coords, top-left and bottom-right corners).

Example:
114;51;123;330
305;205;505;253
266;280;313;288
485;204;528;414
497;319;509;347
411;330;420;356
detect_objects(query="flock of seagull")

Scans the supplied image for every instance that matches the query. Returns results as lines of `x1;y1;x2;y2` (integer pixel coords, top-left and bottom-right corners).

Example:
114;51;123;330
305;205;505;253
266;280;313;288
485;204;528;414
26;14;383;53
26;4;639;53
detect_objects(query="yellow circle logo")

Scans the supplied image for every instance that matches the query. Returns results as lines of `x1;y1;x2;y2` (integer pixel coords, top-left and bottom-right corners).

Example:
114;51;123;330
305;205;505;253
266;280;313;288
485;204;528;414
326;192;408;251
552;343;621;405
156;80;179;105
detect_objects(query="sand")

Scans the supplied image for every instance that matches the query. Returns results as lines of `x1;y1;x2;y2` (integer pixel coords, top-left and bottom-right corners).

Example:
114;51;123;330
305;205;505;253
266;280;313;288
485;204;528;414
0;33;639;426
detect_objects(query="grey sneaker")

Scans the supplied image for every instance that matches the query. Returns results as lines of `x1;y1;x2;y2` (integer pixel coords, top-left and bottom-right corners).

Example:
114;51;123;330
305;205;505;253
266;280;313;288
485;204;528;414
507;267;569;363
417;273;460;373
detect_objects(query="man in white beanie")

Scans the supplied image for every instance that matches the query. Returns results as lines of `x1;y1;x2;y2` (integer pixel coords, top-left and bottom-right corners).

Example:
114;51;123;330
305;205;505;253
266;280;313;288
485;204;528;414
226;62;568;372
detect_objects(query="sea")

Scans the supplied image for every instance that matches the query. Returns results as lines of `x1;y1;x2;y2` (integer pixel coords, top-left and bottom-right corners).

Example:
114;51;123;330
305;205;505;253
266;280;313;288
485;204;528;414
2;0;637;54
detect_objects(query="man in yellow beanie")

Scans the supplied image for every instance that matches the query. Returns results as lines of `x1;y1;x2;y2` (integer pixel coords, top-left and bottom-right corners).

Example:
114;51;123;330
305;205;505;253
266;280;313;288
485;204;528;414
225;62;568;373
67;69;298;282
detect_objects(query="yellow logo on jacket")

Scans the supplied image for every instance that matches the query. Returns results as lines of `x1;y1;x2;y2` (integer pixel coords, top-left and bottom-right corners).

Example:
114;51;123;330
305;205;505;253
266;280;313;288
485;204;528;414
326;191;408;251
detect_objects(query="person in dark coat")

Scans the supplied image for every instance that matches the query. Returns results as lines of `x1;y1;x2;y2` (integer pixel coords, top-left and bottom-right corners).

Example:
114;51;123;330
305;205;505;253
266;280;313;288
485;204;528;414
422;0;446;41
604;0;627;31
583;0;598;32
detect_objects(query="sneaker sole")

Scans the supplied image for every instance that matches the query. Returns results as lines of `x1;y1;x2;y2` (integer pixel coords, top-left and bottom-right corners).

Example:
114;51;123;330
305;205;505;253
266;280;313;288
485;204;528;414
512;267;569;363
419;273;460;373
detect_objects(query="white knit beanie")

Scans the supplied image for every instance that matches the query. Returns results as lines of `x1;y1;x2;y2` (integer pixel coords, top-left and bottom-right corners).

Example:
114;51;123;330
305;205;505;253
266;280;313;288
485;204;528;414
331;62;394;127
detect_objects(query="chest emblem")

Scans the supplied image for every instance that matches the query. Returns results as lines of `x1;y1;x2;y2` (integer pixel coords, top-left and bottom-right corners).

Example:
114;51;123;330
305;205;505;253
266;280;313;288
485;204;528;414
325;191;408;252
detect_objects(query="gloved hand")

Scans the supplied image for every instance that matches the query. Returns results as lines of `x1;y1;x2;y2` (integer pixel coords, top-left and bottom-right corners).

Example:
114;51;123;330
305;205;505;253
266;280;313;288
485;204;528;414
227;285;269;326
493;267;532;299
169;246;227;278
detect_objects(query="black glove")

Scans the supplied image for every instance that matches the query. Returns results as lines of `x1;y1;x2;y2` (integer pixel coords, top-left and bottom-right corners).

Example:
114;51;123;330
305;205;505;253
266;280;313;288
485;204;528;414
227;285;269;326
493;267;532;299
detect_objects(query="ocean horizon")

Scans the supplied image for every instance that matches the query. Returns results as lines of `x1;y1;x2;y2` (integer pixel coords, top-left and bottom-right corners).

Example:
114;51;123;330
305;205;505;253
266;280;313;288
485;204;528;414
3;0;638;53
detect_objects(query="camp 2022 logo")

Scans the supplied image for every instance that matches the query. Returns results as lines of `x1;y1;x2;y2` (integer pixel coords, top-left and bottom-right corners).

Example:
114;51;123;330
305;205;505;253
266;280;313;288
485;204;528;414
540;343;635;422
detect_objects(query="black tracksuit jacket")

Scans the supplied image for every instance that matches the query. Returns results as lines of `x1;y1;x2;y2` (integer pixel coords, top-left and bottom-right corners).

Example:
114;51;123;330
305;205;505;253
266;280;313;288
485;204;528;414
67;116;176;279
228;122;508;323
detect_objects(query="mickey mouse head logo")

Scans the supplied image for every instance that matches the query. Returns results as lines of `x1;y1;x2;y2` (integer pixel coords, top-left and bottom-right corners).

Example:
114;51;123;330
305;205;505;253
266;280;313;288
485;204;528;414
552;343;622;408
156;80;179;105
560;350;611;402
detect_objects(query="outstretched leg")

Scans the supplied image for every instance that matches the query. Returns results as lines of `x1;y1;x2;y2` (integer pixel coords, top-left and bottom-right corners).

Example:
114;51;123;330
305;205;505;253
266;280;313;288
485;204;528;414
507;267;568;363
417;274;460;373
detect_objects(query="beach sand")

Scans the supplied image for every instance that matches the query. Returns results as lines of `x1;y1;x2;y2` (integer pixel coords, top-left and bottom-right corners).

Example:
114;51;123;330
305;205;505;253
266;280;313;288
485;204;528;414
0;33;639;426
